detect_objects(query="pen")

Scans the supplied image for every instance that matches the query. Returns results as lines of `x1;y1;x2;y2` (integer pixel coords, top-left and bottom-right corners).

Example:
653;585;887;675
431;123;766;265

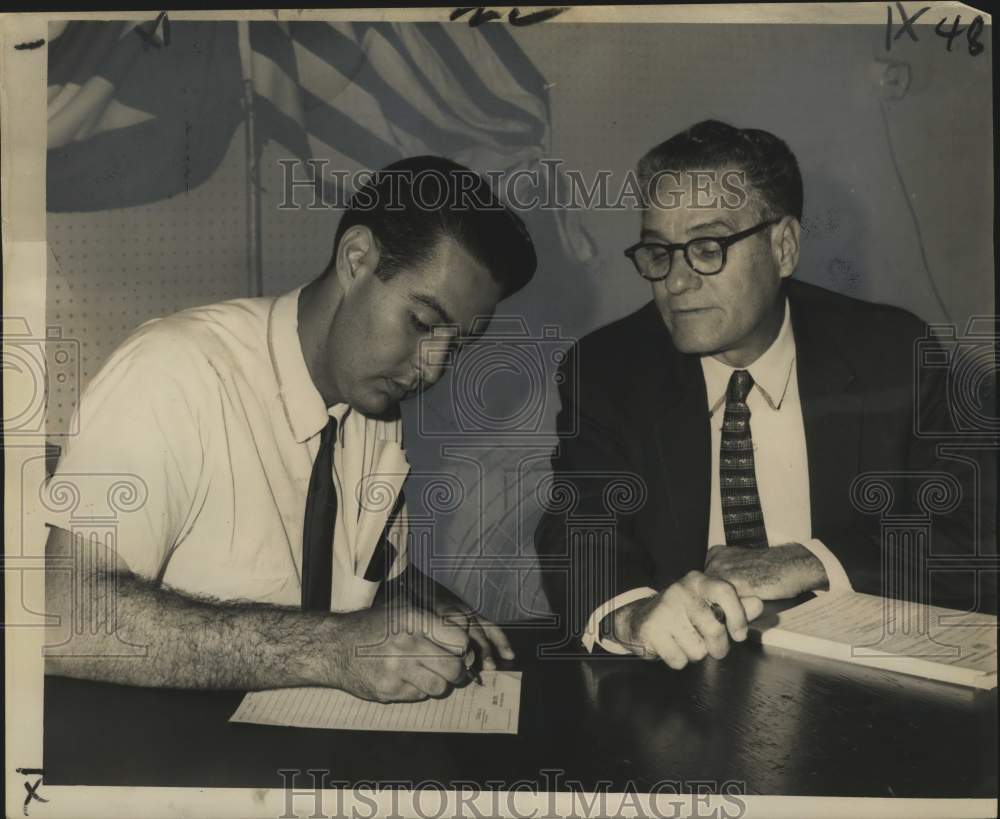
463;644;484;686
444;611;484;686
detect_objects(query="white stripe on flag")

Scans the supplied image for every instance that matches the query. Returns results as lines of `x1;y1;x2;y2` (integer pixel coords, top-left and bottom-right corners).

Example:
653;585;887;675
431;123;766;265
437;25;549;128
390;25;535;141
250;50;306;127
291;34;406;151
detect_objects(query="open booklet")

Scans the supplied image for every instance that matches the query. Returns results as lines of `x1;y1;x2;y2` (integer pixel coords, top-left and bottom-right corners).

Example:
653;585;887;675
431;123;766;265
750;591;997;690
229;670;522;733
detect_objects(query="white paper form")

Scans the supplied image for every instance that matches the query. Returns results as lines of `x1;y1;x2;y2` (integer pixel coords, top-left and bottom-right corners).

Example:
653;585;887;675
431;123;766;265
754;592;997;688
229;671;522;733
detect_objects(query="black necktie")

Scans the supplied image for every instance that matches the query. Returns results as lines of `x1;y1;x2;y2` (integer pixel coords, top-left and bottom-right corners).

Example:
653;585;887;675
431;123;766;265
301;417;338;611
720;370;768;549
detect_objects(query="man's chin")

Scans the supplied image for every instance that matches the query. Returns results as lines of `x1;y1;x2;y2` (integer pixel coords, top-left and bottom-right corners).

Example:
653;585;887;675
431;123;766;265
353;390;402;421
670;331;720;356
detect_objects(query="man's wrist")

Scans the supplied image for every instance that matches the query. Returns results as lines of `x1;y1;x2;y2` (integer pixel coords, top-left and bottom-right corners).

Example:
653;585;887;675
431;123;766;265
584;587;659;653
292;609;351;688
608;596;652;655
765;542;827;595
798;538;852;593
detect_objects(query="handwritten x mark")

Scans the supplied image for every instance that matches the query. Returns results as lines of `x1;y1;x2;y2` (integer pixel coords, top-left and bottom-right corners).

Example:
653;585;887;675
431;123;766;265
16;769;47;816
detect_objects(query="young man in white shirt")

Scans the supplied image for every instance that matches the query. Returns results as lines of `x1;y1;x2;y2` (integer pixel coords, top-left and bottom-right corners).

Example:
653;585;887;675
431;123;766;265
45;157;536;701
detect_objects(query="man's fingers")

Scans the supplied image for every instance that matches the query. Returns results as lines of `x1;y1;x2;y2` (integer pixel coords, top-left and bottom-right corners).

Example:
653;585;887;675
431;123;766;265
424;617;470;656
413;636;466;684
721;573;754;598
647;630;688;670
402;663;453;698
705;581;750;641
671;614;709;663
467;624;496;670
689;601;730;659
441;608;475;630
741;595;764;621
381;681;426;703
475;617;515;662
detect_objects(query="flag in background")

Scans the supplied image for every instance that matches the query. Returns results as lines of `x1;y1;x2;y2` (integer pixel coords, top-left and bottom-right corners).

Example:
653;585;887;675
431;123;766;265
45;17;595;620
46;18;595;263
244;19;595;264
46;20;245;212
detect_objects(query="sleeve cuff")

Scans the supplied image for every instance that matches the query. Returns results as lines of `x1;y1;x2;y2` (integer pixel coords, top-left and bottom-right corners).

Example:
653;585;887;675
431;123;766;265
582;587;658;654
801;537;853;594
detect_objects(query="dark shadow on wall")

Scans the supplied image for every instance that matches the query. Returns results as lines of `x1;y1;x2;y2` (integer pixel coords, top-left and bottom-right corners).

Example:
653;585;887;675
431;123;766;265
401;204;603;621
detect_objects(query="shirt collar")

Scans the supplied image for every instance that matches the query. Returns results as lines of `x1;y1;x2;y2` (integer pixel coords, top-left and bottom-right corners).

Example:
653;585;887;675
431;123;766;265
703;299;796;416
267;286;351;444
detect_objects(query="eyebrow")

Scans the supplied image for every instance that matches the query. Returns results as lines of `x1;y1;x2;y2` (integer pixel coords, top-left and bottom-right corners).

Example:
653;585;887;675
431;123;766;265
410;292;456;327
686;219;736;234
640;219;736;243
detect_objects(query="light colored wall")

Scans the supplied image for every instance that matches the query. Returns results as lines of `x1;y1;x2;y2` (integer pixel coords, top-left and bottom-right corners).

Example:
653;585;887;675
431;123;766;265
511;22;993;338
46;123;251;437
47;22;994;619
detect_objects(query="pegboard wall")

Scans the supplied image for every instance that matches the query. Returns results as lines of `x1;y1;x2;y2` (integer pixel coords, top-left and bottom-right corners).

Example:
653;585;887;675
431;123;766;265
505;22;993;336
46;122;251;438
44;21;994;620
252;22;994;345
45;22;995;436
258;138;338;297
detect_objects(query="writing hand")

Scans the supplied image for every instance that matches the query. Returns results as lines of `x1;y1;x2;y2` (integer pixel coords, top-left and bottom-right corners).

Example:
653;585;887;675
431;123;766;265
317;603;471;702
434;602;515;671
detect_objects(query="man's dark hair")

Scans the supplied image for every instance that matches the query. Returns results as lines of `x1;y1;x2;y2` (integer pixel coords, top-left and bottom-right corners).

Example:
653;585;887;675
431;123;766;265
329;156;536;298
637;120;804;221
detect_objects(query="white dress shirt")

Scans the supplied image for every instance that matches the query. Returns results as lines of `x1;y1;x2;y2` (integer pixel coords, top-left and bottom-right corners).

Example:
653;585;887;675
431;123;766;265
584;302;852;653
46;286;410;612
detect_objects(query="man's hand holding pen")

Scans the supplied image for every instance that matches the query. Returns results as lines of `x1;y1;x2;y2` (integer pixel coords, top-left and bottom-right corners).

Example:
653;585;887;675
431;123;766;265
437;604;515;686
608;570;764;669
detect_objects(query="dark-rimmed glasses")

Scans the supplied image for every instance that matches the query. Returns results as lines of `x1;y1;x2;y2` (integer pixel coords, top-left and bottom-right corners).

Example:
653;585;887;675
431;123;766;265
624;219;779;280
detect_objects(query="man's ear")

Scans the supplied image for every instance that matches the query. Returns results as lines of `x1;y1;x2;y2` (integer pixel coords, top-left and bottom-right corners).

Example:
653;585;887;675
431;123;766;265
334;225;379;291
772;216;801;280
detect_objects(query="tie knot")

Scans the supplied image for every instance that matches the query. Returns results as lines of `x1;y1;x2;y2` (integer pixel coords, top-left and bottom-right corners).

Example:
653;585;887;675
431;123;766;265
320;416;339;447
727;370;754;403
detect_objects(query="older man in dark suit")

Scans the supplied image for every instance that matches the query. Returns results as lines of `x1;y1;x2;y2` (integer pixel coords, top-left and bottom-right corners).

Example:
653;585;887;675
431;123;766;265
536;120;994;669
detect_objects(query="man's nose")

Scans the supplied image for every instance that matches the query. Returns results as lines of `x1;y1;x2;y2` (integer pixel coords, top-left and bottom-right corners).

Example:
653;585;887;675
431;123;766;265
420;360;446;389
417;346;450;390
664;255;703;296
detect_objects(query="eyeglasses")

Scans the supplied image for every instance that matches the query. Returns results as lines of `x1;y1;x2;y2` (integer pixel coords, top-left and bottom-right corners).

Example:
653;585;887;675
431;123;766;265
624;219;780;280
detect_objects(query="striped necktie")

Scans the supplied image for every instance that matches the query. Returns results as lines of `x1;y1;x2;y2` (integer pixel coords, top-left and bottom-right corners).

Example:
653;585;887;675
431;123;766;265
720;370;768;549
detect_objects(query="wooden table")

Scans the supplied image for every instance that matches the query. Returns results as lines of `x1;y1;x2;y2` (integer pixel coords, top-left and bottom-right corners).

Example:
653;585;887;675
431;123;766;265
43;616;997;798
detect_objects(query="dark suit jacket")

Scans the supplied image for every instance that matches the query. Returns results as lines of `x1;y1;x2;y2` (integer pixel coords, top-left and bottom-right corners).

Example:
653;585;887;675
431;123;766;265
536;279;996;641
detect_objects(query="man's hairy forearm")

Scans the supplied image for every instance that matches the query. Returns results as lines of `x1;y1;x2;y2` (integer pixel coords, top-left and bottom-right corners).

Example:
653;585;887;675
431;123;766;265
45;568;345;690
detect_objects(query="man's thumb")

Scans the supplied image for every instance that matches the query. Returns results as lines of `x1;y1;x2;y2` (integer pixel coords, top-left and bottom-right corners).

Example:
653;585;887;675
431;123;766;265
741;595;764;621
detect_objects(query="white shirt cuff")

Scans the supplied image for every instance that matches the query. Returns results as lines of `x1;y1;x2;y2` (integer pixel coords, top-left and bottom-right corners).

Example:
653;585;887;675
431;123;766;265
582;587;659;654
801;538;853;594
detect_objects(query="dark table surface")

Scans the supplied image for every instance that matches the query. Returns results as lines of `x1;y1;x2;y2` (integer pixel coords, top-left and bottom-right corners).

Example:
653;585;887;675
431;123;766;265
44;608;997;798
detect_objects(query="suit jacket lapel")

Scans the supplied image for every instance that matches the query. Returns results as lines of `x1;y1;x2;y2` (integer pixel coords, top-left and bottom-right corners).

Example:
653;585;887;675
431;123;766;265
788;284;862;535
640;305;712;567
